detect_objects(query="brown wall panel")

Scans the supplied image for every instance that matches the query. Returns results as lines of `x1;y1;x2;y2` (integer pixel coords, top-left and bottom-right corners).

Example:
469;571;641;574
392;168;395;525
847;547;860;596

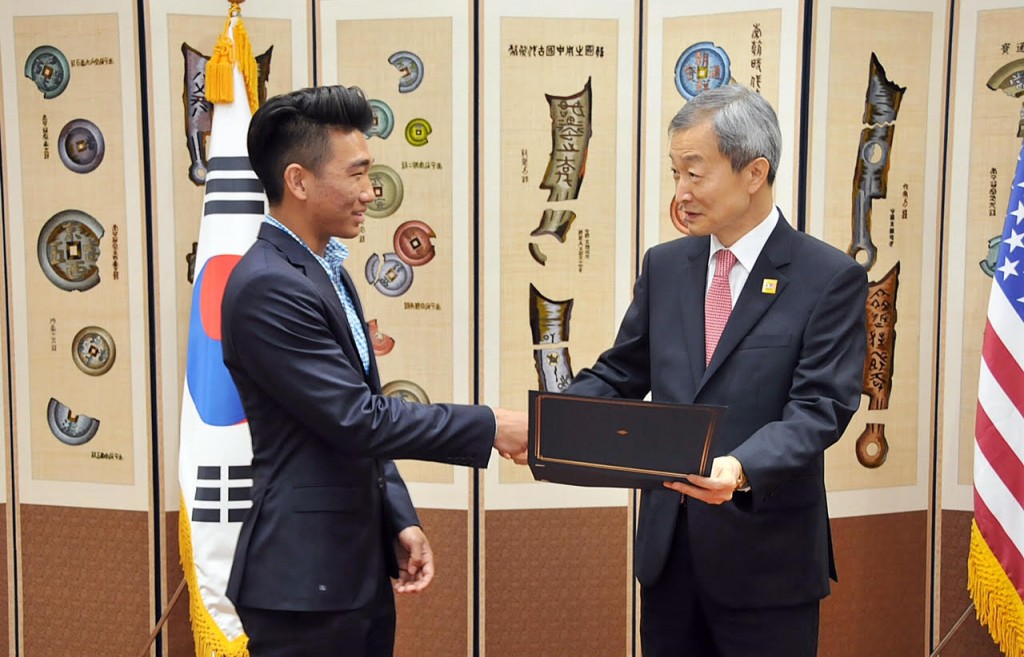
164;512;193;657
0;506;7;657
937;510;1002;657
820;512;928;657
164;510;468;657
485;508;628;657
395;509;469;657
20;506;148;657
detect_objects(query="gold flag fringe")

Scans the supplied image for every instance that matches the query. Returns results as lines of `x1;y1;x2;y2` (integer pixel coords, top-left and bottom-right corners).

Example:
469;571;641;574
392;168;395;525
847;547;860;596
968;519;1024;657
204;2;259;115
180;494;250;657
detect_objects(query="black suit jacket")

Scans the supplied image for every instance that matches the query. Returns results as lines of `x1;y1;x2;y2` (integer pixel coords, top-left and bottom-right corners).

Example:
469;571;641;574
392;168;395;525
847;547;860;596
567;216;867;609
221;223;494;612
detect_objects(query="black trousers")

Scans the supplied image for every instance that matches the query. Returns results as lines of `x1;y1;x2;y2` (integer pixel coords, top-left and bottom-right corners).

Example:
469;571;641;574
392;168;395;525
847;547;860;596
237;575;396;657
640;503;820;657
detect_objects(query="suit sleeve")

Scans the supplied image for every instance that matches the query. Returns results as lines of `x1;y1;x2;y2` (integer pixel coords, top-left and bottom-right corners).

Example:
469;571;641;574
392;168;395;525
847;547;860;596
383;460;420;534
730;259;868;510
566;250;653;400
224;264;495;467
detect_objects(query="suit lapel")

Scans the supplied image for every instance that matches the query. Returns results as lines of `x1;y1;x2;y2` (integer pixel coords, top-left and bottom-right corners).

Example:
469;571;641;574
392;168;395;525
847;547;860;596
260;224;371;382
699;218;793;389
678;238;711;393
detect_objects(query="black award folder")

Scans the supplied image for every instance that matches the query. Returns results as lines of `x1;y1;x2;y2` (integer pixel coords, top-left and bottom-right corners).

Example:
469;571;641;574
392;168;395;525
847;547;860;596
528;390;725;489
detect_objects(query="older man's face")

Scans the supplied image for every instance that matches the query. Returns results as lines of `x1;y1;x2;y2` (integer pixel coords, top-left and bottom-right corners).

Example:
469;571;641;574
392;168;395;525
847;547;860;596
669;120;763;247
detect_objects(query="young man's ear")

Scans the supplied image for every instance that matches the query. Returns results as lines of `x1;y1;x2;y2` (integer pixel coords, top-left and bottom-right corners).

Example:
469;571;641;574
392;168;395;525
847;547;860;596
282;163;308;201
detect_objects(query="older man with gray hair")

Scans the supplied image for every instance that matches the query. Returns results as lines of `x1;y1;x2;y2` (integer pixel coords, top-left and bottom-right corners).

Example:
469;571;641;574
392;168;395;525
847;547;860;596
566;85;867;656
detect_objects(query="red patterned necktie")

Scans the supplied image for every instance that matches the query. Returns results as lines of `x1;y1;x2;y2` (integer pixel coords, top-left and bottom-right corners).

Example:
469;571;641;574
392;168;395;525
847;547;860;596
705;249;737;366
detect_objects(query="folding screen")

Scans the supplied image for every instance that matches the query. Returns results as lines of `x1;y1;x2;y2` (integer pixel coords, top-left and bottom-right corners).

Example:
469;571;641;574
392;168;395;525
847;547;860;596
318;1;476;653
480;1;638;654
0;0;150;653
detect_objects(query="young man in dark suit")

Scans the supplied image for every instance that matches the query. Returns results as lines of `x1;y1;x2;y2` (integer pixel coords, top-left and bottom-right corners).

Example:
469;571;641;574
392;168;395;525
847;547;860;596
220;85;527;657
566;85;868;656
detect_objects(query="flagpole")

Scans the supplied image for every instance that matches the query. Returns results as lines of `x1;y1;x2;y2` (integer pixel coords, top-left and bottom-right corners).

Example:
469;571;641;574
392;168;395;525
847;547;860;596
928;603;976;656
135;579;188;657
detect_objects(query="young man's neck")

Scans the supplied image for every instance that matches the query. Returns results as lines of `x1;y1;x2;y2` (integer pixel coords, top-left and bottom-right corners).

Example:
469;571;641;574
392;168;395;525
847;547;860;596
268;204;328;256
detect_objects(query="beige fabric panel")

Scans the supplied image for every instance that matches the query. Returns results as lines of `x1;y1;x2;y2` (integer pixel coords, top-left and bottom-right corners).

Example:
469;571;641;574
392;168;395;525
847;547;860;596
0;53;9;653
164;12;295;409
817;8;936;490
12;13;136;485
952;7;1024;486
656;10;786;244
496;16;622;485
153;7;301;508
0;35;8;510
335;17;458;485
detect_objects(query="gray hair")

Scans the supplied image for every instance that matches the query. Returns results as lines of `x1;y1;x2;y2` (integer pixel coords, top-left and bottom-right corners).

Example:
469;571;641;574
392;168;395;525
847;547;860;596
667;85;781;185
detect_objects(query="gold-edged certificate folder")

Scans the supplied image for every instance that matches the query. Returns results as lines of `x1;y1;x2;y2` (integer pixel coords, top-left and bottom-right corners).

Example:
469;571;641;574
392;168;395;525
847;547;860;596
528;391;725;489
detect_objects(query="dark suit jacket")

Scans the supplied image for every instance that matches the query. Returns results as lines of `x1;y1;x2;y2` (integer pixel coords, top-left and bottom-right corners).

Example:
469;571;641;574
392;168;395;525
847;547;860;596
566;215;867;610
221;223;494;612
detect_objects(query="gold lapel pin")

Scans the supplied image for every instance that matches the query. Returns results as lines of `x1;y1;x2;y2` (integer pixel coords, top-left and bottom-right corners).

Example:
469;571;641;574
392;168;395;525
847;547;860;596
761;279;778;294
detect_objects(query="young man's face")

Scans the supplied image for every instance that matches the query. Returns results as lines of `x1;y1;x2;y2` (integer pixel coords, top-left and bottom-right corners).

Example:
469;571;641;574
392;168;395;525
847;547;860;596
305;128;375;242
669;120;763;247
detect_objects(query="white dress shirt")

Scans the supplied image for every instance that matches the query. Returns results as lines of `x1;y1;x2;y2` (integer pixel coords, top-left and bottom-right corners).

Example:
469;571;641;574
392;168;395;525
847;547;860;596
705;206;781;306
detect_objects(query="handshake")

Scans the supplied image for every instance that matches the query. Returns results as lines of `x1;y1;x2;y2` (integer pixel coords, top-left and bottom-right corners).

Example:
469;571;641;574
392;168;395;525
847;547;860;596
492;408;529;465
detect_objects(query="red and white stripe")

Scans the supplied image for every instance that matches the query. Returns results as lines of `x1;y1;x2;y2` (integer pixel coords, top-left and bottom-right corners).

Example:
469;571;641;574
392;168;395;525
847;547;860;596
974;272;1024;597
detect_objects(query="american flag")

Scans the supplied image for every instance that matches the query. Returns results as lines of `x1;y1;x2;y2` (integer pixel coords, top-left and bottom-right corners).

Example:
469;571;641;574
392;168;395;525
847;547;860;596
970;138;1024;657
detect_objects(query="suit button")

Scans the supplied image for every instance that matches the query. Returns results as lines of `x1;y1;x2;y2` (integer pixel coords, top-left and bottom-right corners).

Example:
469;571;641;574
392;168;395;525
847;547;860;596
378;477;385;488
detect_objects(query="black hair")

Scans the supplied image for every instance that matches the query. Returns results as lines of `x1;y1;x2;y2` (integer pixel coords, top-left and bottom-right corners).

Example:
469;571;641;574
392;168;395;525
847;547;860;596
247;84;374;205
